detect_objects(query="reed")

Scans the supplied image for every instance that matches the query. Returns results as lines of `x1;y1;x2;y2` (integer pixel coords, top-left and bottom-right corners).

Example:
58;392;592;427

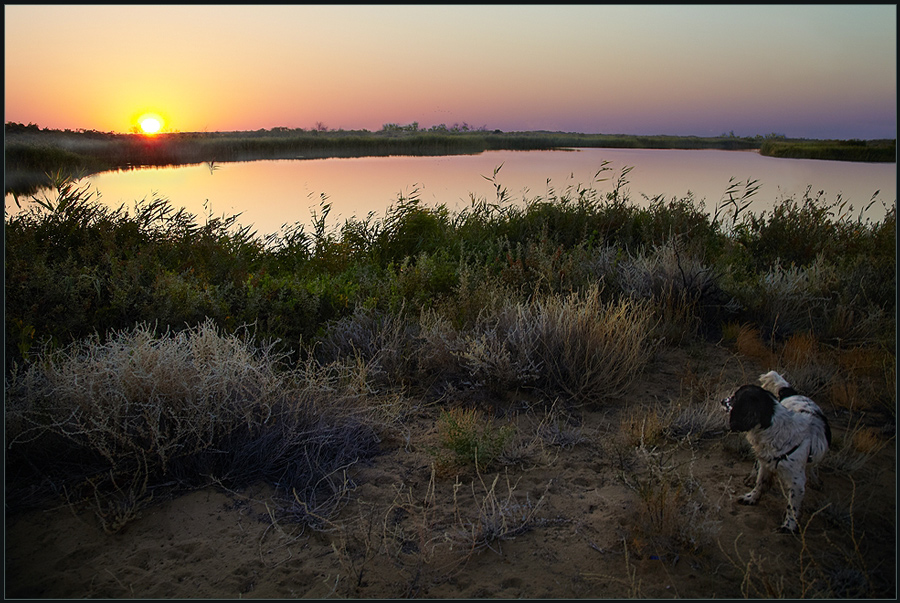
760;138;896;162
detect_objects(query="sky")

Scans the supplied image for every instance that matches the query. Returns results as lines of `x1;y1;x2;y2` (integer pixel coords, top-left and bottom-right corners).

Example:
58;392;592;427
4;5;897;139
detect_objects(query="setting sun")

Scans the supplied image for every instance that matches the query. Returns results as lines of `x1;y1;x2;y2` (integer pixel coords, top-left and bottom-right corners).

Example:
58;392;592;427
137;113;165;135
139;115;162;135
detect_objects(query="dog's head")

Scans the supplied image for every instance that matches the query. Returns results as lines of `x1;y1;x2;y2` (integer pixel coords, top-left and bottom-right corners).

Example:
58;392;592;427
721;384;777;432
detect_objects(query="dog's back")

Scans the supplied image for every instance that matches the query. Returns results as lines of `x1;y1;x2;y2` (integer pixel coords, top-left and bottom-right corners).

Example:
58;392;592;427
759;371;831;463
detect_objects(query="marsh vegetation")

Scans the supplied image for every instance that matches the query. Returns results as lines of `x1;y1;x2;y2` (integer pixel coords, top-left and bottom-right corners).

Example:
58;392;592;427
5;165;896;597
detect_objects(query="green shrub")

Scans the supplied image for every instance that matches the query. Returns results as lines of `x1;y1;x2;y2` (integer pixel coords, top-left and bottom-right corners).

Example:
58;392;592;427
435;407;515;470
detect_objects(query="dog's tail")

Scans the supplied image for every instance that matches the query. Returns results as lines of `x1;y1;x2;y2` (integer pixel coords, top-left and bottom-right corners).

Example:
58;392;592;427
759;370;797;399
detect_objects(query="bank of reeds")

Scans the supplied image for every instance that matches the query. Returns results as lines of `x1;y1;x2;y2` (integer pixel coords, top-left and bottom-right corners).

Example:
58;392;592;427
8;122;894;196
7;168;894;366
4;125;765;188
759;138;896;163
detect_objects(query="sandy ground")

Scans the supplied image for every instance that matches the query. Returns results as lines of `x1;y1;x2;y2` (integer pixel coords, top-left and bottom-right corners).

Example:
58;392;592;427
6;343;896;598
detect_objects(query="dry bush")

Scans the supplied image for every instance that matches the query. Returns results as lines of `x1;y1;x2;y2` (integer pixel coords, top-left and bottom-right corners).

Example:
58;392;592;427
734;324;777;366
782;331;819;367
660;398;728;443
7;320;283;474
451;284;656;406
415;310;468;388
532;401;588;450
461;303;543;396
5;320;381;530
446;469;547;557
615;240;729;343
529;285;657;404
754;255;836;336
834;346;896;416
836;345;892;378
314;307;419;390
829;381;868;412
824;304;893;348
620;447;720;558
621;409;666;449
776;332;834;397
822;420;889;473
850;427;884;455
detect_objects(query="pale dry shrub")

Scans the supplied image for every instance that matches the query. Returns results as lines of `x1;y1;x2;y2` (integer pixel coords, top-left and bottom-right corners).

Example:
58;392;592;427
461;303;543;396
6;320;380;529
661;398;728;442
7;320;283;473
314;307;419;390
824;304;892;346
415;309;467;388
453;284;656;406
616;241;712;301
447;469;547;556
754;254;838;337
616;240;729;343
822;420;889;473
532;401;588;450
528;285;657;404
581;245;621;283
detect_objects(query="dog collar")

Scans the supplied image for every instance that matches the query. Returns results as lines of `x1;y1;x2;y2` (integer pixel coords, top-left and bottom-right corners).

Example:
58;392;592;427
772;442;802;466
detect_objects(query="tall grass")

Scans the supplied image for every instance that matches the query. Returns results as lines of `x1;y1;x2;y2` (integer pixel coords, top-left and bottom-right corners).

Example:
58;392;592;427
6;170;894;370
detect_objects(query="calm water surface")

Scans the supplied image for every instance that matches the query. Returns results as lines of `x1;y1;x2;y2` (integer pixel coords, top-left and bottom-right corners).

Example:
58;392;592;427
7;148;895;237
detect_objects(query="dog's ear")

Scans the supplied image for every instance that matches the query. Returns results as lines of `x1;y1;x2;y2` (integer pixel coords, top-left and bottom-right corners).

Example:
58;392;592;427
777;386;799;400
728;385;776;431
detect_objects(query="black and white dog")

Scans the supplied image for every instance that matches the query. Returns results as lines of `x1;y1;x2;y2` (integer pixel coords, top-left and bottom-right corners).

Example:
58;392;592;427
722;371;831;533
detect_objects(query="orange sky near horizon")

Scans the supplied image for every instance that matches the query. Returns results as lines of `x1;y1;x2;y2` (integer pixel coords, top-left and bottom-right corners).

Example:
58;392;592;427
4;5;896;139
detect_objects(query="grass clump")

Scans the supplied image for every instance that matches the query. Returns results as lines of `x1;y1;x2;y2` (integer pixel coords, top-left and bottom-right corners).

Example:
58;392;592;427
434;407;515;472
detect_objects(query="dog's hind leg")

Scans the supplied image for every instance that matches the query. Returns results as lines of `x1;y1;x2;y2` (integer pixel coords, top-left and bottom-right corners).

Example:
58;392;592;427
776;459;807;533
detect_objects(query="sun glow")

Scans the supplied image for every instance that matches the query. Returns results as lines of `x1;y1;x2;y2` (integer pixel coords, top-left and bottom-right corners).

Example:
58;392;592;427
137;113;164;135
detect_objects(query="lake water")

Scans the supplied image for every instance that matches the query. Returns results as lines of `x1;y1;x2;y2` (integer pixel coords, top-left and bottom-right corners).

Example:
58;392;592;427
6;148;895;237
